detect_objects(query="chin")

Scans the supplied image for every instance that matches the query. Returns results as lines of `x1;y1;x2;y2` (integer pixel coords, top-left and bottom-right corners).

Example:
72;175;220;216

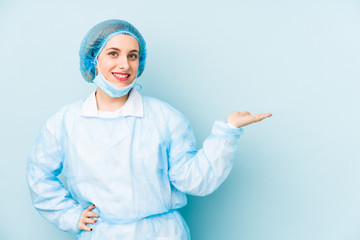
114;80;134;88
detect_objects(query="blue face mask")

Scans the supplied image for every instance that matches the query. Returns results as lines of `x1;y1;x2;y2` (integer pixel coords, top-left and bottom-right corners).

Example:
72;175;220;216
93;69;136;98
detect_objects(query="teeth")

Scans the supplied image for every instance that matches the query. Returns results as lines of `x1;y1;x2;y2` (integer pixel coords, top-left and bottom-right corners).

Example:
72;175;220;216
113;73;129;78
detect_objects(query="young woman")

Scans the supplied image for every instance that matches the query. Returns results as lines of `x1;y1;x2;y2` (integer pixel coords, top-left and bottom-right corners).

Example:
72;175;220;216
27;19;272;240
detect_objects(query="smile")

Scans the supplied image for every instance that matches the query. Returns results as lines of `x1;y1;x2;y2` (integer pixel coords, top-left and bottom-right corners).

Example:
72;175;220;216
113;72;130;81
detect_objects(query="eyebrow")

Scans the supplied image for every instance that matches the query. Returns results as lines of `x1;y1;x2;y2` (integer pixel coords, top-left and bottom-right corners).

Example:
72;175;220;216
106;47;139;53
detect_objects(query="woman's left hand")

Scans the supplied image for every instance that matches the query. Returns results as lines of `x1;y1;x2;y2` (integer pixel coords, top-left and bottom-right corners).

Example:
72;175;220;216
226;111;272;128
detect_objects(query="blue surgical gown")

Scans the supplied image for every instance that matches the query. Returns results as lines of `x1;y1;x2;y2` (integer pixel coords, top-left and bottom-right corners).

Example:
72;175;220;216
26;89;244;239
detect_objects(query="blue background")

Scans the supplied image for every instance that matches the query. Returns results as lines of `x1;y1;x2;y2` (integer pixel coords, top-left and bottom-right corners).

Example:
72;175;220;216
1;0;360;239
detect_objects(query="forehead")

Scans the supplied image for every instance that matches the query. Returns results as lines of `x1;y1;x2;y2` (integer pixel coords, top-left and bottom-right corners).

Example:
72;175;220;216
104;34;140;50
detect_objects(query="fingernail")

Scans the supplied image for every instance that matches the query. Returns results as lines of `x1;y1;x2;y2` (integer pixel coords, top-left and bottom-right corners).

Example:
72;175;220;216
92;204;95;207
90;228;93;231
94;220;98;223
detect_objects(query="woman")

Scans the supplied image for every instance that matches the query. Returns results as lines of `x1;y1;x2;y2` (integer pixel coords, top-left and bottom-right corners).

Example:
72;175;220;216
27;19;272;239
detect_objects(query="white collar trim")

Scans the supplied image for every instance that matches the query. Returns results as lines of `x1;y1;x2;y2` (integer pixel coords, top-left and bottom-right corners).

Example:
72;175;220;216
80;88;144;118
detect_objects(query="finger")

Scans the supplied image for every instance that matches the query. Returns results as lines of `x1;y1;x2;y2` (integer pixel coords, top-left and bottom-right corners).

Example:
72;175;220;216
86;204;96;211
79;222;93;232
85;211;99;218
82;218;98;224
250;113;272;122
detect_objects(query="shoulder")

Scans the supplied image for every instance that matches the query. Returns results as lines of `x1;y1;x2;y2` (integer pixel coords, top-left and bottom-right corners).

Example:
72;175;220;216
42;98;85;133
141;95;191;128
142;95;170;109
142;96;186;117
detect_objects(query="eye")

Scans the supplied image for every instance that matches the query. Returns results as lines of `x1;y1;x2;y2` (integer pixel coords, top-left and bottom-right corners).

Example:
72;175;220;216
128;54;138;60
108;52;118;57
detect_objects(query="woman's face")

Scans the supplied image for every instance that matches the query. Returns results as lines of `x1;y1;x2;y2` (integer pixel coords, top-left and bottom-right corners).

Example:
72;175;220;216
96;34;140;87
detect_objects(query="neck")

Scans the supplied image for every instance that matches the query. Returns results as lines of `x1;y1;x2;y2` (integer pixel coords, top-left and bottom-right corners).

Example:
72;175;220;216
95;87;130;112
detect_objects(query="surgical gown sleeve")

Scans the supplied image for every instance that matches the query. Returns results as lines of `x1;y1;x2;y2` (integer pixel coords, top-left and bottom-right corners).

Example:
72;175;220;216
168;111;244;197
26;115;83;233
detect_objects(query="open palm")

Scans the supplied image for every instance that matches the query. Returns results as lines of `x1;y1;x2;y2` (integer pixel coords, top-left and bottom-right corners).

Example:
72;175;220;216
227;111;272;128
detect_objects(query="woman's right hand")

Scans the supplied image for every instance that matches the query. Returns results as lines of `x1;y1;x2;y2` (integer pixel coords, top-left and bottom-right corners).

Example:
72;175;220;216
78;204;99;232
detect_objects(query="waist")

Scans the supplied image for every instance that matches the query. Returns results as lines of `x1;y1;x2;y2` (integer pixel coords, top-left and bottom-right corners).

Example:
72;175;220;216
77;209;189;240
96;208;177;225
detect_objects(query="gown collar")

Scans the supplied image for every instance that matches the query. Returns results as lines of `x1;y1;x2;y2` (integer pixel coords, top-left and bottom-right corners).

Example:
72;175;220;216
81;88;144;118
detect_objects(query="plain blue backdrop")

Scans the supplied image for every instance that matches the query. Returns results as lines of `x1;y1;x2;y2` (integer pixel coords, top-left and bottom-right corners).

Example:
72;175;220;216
1;0;360;239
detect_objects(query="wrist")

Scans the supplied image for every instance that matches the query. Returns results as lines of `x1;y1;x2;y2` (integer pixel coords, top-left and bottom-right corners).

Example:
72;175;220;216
226;122;237;128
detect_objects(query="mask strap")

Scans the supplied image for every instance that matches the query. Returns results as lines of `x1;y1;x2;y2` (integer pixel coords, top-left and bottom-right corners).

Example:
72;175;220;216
135;83;142;91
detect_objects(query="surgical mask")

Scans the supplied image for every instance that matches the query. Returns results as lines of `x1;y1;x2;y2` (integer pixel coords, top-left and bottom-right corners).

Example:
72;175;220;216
93;68;136;98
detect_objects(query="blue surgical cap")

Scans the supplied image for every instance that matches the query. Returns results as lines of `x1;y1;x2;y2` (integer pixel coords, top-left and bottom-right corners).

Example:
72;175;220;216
79;19;147;82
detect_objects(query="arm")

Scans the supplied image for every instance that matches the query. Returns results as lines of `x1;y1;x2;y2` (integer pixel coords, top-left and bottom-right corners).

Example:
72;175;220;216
26;120;83;233
168;113;244;197
168;110;272;197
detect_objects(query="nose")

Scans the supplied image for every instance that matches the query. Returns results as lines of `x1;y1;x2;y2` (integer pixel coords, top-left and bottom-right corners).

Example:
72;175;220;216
117;54;130;71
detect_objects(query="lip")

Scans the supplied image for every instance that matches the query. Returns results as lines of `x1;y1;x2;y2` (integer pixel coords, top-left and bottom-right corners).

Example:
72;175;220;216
112;72;130;81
